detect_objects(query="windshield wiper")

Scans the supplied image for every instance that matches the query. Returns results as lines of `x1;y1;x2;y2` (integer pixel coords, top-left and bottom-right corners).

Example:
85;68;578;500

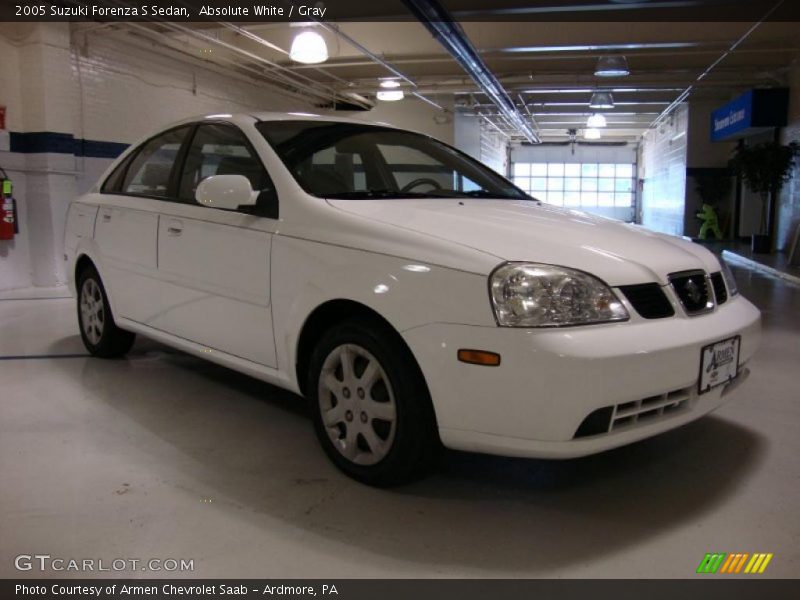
325;190;443;199
459;190;528;199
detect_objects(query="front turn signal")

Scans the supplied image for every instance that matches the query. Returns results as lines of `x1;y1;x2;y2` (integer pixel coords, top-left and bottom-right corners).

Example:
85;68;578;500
457;349;501;367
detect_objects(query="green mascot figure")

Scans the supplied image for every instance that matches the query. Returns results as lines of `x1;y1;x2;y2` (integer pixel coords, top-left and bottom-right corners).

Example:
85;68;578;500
696;203;723;240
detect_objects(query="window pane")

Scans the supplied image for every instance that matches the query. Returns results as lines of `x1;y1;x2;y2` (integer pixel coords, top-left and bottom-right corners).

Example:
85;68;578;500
598;192;615;206
531;163;548;176
599;163;616;178
180;124;270;201
513;177;530;190
599;178;614;192
547;178;564;191
565;177;581;191
615;192;633;207
580;192;598;206
513;163;530;177
564;163;580;177
615;178;633;193
581;178;598;192
616;164;634;178
548;191;564;205
548;163;565;177
581;163;598;178
564;191;580;206
531;177;547;191
123;127;190;197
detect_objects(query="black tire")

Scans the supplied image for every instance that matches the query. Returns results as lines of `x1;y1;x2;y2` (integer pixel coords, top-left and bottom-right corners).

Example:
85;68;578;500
76;265;136;358
307;316;440;486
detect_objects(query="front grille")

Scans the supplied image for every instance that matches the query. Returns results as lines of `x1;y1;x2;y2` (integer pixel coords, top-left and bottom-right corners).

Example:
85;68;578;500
619;283;675;319
710;272;728;305
669;270;714;315
573;386;693;438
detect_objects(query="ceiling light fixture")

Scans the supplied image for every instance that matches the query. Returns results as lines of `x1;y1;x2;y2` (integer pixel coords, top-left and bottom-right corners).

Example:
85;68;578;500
587;114;607;128
589;91;615;109
289;30;328;64
379;80;401;89
584;128;602;140
377;90;404;102
595;55;630;77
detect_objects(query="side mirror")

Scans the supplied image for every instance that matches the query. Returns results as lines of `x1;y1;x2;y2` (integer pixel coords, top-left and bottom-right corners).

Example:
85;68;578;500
195;175;257;210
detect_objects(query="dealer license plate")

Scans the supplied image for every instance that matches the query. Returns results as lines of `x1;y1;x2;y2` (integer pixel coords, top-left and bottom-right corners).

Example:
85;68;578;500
699;336;740;395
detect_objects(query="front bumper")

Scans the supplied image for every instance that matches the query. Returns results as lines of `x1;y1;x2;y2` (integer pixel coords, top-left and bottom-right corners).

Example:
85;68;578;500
402;295;761;459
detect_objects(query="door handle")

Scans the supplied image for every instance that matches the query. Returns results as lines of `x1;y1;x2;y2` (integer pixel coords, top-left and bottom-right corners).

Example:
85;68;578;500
166;220;183;235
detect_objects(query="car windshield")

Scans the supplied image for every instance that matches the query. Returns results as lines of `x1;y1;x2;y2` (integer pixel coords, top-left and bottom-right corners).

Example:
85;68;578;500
256;120;530;200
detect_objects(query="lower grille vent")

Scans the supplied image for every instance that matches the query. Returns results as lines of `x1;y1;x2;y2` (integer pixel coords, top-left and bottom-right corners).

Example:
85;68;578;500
573;386;693;438
611;387;692;431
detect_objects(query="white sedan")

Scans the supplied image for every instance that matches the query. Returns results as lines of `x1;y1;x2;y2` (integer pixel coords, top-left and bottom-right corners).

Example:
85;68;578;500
64;113;761;485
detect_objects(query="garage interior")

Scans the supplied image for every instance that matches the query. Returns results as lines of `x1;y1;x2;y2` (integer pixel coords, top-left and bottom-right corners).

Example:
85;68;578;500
1;0;800;579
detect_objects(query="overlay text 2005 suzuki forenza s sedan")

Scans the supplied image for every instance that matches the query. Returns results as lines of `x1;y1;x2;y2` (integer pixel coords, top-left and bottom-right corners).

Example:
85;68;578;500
64;113;761;485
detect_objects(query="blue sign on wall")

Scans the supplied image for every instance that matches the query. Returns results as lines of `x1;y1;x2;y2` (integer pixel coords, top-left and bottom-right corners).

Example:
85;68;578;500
710;88;789;142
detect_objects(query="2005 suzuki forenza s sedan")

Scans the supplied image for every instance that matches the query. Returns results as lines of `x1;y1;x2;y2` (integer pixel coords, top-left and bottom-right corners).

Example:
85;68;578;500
65;113;761;485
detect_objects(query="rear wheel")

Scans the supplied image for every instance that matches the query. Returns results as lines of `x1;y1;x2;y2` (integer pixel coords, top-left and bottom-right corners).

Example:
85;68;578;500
308;318;439;486
77;266;135;358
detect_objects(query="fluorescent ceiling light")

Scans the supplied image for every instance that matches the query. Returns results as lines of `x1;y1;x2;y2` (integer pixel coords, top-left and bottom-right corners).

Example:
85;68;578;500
377;90;404;102
589;91;615;109
595;56;630;77
584;128;602;140
587;114;607;128
380;80;401;89
290;30;328;64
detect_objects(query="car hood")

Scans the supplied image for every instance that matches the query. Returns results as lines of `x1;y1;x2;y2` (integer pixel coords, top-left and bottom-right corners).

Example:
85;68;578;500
326;198;721;286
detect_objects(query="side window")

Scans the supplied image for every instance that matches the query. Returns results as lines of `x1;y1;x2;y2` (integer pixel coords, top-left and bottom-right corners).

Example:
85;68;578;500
100;149;136;193
179;124;272;203
121;126;190;198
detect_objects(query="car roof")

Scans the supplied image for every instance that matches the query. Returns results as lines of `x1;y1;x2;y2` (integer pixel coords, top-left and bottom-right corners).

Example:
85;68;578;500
166;111;402;130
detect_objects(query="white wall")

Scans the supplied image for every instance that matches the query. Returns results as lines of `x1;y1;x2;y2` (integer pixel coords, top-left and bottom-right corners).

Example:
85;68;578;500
453;113;509;174
359;96;454;145
638;104;689;236
0;24;455;291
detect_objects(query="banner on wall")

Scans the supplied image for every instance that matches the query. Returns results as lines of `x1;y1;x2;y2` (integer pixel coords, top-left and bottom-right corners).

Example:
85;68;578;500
710;88;789;142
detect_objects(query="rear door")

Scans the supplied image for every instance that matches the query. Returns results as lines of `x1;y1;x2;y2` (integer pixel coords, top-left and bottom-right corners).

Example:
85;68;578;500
155;122;278;367
94;126;192;324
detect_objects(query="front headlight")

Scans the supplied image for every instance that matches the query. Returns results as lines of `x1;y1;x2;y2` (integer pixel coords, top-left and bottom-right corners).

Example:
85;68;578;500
489;263;629;327
720;259;739;297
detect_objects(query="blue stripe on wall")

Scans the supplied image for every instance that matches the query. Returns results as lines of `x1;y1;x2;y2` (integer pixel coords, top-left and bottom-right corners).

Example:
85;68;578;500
8;131;128;159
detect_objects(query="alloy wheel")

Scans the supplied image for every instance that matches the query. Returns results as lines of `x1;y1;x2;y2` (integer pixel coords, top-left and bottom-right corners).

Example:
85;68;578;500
317;343;397;466
80;278;105;345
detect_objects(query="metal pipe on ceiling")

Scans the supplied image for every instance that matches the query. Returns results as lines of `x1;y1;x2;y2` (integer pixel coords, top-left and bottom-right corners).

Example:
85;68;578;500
402;0;539;143
75;0;367;108
649;0;787;128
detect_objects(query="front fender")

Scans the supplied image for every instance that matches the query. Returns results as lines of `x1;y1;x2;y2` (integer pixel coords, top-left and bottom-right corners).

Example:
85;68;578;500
271;235;495;388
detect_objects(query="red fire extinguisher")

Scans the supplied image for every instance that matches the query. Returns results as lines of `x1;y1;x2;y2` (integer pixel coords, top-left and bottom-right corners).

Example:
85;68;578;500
1;178;18;241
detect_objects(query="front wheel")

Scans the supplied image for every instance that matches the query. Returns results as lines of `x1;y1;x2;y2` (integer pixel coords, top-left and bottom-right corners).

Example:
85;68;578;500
77;266;136;358
308;318;439;486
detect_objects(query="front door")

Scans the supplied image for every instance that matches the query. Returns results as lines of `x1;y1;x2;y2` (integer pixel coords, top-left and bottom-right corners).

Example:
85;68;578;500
155;123;278;368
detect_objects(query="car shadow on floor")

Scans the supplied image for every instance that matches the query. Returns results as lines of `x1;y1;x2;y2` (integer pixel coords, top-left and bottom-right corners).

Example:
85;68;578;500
56;335;767;574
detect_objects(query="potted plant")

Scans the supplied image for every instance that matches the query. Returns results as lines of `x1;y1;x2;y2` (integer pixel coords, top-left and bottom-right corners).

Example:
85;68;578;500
729;141;799;253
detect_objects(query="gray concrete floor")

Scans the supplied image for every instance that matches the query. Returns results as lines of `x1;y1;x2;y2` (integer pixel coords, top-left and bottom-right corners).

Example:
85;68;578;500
1;264;798;579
